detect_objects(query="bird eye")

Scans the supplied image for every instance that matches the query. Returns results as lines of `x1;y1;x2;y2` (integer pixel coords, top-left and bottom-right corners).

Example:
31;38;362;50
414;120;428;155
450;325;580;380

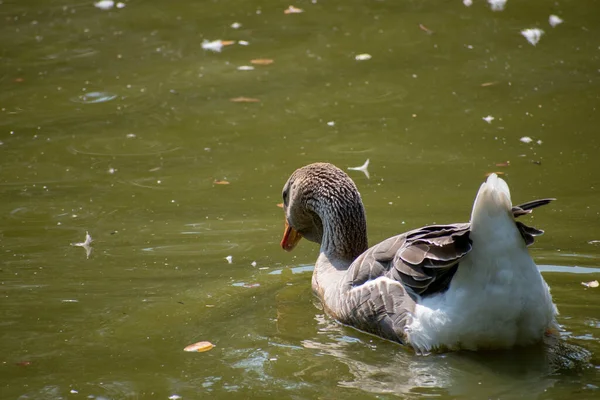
282;188;289;204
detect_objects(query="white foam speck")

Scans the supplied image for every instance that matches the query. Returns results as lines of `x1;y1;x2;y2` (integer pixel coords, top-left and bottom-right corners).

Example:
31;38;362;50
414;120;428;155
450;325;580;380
520;136;533;143
549;15;563;28
488;0;507;11
521;28;544;46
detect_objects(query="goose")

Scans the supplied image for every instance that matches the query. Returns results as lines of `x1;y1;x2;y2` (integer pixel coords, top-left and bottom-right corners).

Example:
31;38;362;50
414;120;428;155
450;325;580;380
279;163;559;354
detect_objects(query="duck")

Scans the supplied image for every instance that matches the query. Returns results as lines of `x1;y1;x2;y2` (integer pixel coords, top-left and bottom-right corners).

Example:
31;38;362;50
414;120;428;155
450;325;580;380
279;162;559;354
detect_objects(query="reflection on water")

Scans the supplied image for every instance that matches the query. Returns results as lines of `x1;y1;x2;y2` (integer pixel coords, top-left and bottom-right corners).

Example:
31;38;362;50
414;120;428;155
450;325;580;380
70;91;117;104
296;310;592;398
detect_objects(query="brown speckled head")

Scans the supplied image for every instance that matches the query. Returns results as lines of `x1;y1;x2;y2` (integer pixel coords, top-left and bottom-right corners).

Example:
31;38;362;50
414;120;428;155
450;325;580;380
280;163;368;262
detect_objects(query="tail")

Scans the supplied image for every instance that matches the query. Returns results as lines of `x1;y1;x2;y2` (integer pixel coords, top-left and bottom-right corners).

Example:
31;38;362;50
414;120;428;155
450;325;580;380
470;173;513;226
470;173;553;246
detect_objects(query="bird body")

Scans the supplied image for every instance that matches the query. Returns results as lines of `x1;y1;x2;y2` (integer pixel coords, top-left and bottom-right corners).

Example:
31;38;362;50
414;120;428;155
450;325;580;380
280;163;558;354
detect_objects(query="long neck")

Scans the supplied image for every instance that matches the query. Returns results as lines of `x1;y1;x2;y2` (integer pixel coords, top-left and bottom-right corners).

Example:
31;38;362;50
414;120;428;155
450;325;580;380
316;195;368;268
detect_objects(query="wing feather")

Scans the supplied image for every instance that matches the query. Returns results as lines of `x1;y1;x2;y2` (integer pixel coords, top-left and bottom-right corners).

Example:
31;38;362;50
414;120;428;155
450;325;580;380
333;198;552;344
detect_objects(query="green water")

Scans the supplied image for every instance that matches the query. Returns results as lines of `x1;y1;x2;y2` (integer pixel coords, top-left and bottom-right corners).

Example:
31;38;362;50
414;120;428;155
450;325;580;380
1;0;599;398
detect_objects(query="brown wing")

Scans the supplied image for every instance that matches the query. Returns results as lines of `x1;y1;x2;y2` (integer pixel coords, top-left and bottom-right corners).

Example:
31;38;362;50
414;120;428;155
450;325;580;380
331;198;553;344
334;223;471;343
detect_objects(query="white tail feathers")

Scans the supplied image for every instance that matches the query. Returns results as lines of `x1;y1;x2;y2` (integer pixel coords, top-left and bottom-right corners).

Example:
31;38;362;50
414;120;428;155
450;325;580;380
470;173;513;230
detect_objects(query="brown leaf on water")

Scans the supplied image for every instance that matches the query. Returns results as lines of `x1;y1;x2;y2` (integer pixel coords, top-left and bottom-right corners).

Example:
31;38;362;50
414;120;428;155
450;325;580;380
485;171;505;177
15;361;31;366
250;59;274;65
184;341;215;352
14;77;24;83
276;203;284;208
284;5;303;14
495;161;510;167
220;40;236;46
230;97;260;103
214;180;230;185
581;280;599;288
419;24;433;34
481;82;499;87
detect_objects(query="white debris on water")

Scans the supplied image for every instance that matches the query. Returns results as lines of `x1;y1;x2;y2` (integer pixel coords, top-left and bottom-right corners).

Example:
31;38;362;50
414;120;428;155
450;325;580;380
483;115;495;124
520;136;533;144
348;159;370;179
549;15;563;27
488;0;507;11
463;0;473;7
237;65;255;71
251;261;257;267
94;0;125;10
94;0;114;10
521;28;544;46
327;121;335;127
201;39;225;52
355;53;372;61
231;22;242;29
225;255;233;264
71;231;93;259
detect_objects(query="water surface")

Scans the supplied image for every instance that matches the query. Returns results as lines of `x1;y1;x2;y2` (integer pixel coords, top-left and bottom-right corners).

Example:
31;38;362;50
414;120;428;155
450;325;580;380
1;0;599;399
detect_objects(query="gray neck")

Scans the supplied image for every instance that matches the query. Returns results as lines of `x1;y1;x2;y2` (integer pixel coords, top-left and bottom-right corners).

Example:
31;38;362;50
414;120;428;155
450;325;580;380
316;197;368;268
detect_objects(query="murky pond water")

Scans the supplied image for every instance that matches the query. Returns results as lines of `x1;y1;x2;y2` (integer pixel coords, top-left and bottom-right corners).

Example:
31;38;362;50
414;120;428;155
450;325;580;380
1;0;599;398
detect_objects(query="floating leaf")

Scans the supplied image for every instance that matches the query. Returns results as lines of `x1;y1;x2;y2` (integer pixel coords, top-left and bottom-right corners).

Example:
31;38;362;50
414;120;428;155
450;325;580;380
418;24;433;34
582;280;599;288
230;97;260;103
15;361;31;367
481;82;498;87
214;180;230;185
250;59;274;65
276;203;284;208
495;161;510;167
485;171;505;177
183;341;215;352
284;5;303;14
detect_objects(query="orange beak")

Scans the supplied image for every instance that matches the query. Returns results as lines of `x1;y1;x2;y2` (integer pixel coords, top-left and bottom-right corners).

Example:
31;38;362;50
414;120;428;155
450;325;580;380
280;220;302;251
